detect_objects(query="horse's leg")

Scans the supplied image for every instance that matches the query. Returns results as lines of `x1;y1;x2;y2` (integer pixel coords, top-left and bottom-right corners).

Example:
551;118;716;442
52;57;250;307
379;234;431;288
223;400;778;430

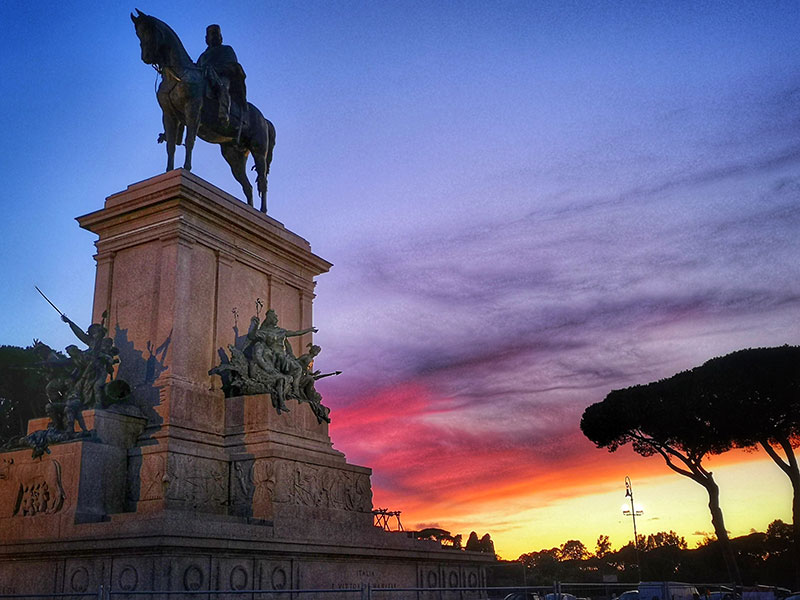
162;114;178;171
252;119;275;213
183;100;202;171
221;144;253;206
253;153;267;213
263;120;276;213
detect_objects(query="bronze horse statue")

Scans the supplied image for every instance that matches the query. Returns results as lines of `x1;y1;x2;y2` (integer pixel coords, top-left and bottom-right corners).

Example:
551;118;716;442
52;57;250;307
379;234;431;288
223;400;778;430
131;10;275;213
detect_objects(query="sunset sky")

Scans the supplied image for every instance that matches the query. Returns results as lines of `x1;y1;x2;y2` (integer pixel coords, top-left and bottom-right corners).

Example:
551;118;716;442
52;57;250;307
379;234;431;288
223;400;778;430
2;2;800;560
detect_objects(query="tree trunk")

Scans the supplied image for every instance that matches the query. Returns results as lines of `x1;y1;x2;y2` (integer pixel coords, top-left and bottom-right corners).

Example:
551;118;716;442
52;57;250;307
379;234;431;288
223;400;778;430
760;438;800;589
789;467;800;590
704;476;741;585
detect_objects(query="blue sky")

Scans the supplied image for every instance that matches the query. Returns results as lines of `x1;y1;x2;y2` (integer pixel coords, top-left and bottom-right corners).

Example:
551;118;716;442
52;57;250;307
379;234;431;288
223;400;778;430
2;1;800;557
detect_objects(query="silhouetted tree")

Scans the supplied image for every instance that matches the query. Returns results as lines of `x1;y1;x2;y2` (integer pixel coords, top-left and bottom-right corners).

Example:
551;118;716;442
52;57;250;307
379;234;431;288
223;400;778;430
518;548;561;583
0;345;48;444
480;533;495;555
765;519;792;557
644;530;687;551
415;528;465;548
560;539;588;561
515;524;795;586
465;531;481;552
580;368;742;583
690;346;800;587
595;534;612;559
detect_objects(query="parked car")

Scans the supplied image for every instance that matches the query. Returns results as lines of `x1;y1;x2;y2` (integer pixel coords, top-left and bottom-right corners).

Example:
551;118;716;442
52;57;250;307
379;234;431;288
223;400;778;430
503;592;542;600
639;582;698;600
544;593;578;600
617;590;640;600
709;590;739;600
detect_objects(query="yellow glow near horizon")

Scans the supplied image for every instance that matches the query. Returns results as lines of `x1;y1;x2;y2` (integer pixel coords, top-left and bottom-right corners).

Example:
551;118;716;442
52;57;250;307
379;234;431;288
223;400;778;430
420;456;792;560
489;457;792;559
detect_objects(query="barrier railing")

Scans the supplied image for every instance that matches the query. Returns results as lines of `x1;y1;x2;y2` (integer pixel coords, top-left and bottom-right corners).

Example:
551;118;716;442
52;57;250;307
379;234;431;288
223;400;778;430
0;581;749;600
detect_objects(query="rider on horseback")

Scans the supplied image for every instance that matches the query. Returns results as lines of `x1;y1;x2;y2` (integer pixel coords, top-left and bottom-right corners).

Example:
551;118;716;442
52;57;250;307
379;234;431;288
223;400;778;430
198;24;247;129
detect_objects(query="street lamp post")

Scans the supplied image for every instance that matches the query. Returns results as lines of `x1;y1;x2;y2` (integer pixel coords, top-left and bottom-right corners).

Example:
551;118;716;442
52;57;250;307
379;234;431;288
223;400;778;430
624;476;643;581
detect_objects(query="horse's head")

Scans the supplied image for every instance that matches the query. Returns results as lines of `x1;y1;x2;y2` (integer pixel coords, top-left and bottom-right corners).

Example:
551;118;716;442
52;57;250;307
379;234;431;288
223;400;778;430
131;10;194;69
131;9;163;65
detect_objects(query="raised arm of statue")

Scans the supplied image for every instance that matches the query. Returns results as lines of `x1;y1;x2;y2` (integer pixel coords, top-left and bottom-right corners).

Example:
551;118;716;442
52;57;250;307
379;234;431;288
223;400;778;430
285;327;318;338
61;315;91;346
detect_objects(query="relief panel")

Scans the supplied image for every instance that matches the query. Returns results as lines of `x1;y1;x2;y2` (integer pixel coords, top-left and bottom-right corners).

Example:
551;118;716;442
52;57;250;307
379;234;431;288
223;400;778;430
0;457;65;517
165;454;228;511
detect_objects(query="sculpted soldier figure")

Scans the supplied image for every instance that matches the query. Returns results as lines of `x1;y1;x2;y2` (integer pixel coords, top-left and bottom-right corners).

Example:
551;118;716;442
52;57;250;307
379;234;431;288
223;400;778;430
198;24;247;127
61;312;121;408
210;306;336;422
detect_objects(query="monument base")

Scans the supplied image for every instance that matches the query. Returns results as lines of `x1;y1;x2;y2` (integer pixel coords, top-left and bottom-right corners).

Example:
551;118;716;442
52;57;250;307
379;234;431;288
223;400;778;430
0;172;495;596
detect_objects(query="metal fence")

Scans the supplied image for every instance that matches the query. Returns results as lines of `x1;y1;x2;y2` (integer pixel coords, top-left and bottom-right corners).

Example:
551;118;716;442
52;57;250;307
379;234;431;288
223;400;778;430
0;582;748;600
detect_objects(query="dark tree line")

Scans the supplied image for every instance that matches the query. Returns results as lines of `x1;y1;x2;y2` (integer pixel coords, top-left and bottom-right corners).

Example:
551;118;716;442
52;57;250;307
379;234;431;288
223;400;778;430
580;346;800;587
0;345;49;444
502;523;795;587
412;529;495;554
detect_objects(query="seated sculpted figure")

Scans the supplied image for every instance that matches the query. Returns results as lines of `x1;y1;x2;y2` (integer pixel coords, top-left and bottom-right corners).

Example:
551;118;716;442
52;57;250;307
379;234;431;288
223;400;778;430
198;24;247;127
210;307;336;420
250;336;292;413
247;309;317;375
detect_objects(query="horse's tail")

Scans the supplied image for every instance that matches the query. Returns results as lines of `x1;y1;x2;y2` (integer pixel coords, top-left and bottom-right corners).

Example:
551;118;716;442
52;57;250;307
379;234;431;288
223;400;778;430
265;119;276;175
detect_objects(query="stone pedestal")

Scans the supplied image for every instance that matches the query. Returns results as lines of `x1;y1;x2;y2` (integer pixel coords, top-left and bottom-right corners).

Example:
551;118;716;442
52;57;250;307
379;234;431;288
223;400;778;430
0;172;494;598
1;407;146;536
76;168;331;433
76;170;336;518
224;394;373;534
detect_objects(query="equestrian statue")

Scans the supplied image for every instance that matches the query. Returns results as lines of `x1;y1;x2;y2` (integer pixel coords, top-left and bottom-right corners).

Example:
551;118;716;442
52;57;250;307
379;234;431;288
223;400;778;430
131;10;276;213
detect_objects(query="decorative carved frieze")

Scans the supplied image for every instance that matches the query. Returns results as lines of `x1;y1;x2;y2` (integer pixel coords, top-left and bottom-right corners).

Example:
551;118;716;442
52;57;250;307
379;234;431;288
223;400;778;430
244;459;371;512
165;454;228;510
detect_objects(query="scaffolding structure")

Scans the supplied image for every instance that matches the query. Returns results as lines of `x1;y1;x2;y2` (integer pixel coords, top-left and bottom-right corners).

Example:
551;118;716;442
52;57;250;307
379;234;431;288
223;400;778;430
372;508;404;531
